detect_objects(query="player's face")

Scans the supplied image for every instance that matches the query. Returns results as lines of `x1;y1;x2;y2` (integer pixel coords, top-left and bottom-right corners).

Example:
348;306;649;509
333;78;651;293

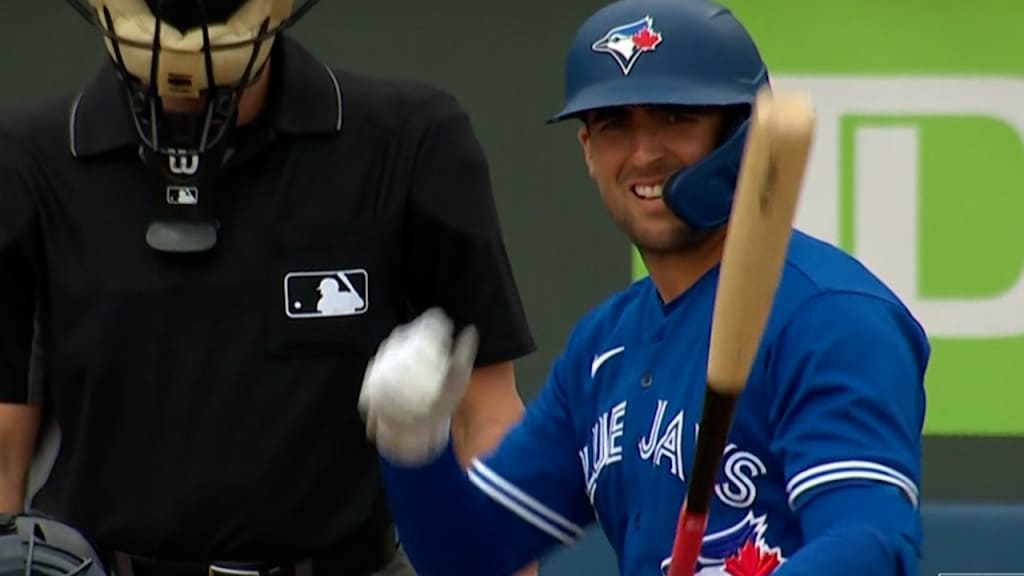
578;105;724;254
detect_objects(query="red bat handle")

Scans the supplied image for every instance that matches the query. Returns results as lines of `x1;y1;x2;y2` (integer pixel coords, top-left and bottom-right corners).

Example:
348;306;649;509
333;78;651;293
666;506;708;576
667;387;738;576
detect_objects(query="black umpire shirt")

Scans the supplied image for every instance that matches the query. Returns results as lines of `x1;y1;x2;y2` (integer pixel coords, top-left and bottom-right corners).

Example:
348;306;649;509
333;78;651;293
0;35;535;561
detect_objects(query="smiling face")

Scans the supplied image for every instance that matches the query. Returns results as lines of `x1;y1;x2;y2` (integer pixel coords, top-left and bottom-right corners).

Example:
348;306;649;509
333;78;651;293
578;105;726;254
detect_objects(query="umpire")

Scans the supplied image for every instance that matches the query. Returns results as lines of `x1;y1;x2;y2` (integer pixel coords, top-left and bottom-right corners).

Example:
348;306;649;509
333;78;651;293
0;2;536;576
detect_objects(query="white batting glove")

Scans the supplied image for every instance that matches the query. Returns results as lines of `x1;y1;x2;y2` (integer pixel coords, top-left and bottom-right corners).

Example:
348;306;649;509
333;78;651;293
358;307;479;466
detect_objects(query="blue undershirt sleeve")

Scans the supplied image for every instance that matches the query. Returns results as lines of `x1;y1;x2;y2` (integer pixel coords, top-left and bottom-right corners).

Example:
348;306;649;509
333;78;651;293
379;350;595;576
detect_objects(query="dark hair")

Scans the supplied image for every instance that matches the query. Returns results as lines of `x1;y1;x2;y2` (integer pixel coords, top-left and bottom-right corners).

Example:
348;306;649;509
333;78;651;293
717;104;750;145
579;104;751;145
144;0;245;31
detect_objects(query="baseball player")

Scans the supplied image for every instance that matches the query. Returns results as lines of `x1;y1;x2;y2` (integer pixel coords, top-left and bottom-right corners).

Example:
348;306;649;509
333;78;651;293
358;1;930;575
0;1;536;575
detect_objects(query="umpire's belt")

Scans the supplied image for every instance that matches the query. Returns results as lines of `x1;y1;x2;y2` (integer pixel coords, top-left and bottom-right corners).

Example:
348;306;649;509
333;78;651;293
110;527;396;576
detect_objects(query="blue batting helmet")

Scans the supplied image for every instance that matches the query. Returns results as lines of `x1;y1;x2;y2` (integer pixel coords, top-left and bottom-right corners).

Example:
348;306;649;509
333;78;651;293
550;0;770;229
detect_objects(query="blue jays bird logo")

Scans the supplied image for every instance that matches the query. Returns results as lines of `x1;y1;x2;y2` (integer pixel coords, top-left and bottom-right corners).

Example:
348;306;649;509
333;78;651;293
660;513;785;576
591;16;663;75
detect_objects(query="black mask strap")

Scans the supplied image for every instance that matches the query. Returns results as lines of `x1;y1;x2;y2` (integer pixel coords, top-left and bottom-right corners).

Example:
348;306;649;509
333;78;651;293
142;112;229;253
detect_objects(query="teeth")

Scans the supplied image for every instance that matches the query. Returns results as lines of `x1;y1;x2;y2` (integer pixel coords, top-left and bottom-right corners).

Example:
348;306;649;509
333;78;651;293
633;184;663;199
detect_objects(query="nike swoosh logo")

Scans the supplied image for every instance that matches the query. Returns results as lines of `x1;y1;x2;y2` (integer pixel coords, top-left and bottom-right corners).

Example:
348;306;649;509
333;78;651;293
591;346;626;378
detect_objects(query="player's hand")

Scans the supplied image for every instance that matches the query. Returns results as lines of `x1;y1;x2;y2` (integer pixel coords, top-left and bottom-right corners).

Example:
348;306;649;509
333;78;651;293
358;307;478;466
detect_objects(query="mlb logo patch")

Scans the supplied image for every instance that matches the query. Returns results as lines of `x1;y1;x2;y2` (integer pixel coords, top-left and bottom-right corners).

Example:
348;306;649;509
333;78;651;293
284;269;369;319
166;185;199;205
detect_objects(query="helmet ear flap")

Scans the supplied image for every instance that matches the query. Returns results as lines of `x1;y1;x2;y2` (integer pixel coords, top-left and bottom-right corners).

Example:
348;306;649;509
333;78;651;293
716;104;751;147
662;117;751;230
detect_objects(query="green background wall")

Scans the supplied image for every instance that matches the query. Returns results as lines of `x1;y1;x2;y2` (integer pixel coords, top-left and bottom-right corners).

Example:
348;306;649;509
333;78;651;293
1;1;1020;502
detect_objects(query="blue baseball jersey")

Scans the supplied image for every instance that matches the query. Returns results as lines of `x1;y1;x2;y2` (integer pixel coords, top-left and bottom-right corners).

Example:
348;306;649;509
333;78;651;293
465;230;929;575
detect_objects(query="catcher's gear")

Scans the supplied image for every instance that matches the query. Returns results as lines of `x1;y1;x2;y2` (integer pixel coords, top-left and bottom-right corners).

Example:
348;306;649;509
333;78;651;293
65;0;320;253
0;513;108;576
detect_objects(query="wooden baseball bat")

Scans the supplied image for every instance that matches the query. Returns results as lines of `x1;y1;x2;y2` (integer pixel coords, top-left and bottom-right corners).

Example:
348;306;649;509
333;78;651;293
666;87;816;576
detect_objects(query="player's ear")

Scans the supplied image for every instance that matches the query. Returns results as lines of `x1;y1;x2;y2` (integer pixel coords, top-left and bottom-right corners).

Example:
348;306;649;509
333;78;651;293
577;123;595;179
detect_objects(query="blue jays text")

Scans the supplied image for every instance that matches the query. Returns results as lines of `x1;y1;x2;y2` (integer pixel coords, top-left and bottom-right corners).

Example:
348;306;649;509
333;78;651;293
380;231;930;576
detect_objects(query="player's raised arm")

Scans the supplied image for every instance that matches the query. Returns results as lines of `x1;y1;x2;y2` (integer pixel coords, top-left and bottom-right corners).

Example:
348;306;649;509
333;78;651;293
767;291;929;576
359;308;595;576
397;87;535;475
0;127;44;512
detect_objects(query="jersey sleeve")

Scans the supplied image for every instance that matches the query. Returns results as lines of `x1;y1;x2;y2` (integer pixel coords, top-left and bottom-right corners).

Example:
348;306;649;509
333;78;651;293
467;349;596;546
0;129;43;404
767;292;929;514
402;92;534;366
380;345;596;575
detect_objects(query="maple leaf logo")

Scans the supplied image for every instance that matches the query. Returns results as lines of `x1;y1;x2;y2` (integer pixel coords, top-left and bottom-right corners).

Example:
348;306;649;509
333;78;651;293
631;27;662;51
723;541;782;576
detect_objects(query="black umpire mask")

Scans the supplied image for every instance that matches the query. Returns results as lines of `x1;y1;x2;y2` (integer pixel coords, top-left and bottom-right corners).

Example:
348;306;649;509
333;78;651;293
65;0;322;253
